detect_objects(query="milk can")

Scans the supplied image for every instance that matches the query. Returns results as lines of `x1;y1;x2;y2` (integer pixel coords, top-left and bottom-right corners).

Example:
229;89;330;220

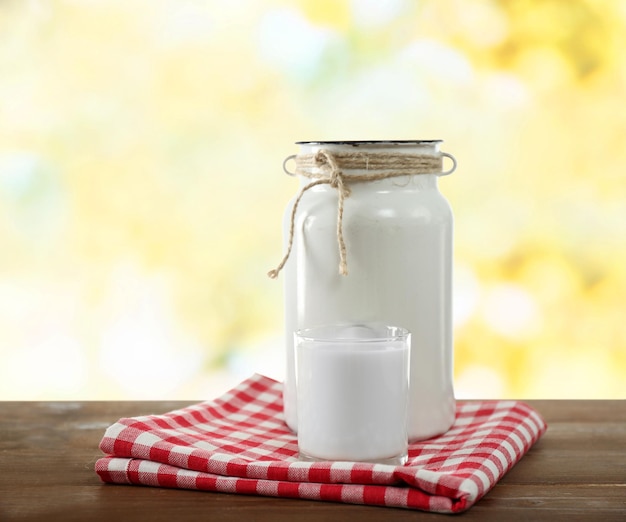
269;140;457;441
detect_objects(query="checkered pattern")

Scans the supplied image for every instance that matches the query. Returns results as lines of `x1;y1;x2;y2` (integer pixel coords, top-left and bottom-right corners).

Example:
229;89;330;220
95;374;546;513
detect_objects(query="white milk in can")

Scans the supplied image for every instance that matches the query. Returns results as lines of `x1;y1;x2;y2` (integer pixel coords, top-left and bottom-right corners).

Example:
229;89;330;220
268;140;457;441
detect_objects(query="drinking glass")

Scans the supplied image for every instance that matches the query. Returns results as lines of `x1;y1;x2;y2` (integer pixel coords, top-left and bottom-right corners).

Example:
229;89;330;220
295;323;410;465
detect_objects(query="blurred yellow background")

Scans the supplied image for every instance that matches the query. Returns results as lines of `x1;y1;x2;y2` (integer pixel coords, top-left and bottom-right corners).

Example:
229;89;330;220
1;0;624;400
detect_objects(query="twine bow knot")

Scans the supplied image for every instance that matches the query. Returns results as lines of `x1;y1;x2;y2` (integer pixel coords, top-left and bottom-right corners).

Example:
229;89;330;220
322;150;350;194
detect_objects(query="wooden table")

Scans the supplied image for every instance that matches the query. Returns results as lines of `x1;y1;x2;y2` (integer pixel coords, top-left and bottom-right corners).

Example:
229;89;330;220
0;400;624;521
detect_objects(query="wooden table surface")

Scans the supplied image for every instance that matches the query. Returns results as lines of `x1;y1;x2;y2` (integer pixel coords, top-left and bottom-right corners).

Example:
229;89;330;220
0;400;624;521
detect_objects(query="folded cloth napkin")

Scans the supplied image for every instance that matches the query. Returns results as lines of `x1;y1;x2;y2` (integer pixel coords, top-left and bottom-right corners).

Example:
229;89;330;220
95;374;546;513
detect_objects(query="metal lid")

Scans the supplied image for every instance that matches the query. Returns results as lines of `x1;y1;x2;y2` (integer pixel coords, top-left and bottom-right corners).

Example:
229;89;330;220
295;140;442;146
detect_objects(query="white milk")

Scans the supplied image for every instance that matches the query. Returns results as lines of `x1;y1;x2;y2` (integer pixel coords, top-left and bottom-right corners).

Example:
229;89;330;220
282;141;456;441
296;327;409;463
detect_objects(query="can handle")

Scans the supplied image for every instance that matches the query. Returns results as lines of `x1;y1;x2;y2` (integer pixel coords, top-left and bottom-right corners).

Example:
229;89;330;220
439;152;457;176
283;155;297;176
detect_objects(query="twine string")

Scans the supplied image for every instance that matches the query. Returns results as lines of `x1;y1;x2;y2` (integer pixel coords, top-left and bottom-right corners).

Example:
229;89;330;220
267;149;445;279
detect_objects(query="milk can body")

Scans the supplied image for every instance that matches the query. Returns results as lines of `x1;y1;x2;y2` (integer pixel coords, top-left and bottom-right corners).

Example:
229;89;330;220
281;141;455;441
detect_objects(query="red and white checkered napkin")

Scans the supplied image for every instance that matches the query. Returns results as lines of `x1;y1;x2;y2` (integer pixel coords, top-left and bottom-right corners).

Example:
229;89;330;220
95;374;546;513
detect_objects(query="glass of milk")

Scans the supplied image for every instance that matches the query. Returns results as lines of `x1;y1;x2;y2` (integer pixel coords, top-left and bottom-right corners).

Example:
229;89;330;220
295;323;410;465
